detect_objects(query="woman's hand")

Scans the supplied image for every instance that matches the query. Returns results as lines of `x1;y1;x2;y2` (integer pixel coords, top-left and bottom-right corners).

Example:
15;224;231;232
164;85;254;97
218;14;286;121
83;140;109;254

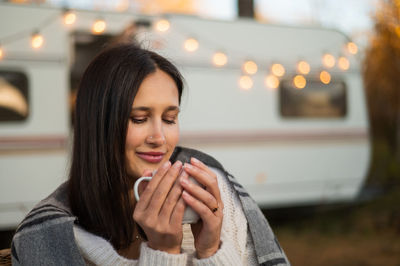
180;157;223;259
133;160;188;254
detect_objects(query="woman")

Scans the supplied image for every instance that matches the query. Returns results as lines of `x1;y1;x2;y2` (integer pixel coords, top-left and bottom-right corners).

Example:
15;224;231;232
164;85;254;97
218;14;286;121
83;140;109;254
11;44;289;265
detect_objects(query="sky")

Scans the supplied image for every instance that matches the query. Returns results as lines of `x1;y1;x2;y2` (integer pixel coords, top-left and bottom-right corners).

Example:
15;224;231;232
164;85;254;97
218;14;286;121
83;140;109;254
48;0;377;44
196;0;377;43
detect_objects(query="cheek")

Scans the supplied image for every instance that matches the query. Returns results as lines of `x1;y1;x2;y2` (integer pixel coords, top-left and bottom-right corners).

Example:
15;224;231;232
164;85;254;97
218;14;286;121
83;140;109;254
125;125;145;149
166;125;180;147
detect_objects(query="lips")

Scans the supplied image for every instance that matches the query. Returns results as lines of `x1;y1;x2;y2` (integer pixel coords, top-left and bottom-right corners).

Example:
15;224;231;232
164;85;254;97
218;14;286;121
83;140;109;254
136;151;165;163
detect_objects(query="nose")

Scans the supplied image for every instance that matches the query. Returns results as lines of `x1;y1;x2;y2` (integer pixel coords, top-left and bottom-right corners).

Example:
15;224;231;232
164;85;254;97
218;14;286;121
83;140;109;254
146;121;166;146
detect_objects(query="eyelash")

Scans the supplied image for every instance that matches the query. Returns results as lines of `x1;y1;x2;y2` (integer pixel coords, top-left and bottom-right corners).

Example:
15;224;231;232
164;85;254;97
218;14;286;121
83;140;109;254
130;118;176;124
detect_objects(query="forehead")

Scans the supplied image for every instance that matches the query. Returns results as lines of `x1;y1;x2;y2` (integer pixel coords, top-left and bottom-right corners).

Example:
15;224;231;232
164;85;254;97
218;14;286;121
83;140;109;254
132;69;179;107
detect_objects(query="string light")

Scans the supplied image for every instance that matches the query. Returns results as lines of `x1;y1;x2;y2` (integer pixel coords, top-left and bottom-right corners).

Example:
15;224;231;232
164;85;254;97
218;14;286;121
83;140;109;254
92;18;106;35
63;10;76;26
264;74;279;90
338;56;350;71
293;75;306;89
347;42;358;55
212;52;227;67
243;60;258;75
31;32;44;49
271;63;285;77
183;38;199;52
154;19;170;32
0;46;3;60
297;60;310;75
239;75;253;90
322;53;335;68
320;70;331;84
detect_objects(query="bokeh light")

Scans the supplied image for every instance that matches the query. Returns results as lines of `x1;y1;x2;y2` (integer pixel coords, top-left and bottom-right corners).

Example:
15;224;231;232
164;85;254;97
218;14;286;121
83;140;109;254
63;11;76;26
243;60;258;75
322;53;336;68
92;19;106;34
264;74;280;90
239;75;253;90
212;52;228;67
347;42;358;55
297;60;310;75
31;33;44;49
155;19;170;32
293;74;306;89
184;38;199;52
271;63;285;77
338;56;350;70
320;70;331;84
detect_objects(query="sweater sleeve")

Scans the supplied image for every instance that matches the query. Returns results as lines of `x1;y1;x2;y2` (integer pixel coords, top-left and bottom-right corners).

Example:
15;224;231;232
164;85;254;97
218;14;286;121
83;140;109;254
138;242;187;265
191;167;258;266
196;168;258;265
73;226;187;266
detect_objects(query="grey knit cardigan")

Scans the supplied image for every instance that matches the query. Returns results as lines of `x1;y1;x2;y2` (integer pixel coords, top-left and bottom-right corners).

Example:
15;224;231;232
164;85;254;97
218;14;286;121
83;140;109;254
11;146;290;266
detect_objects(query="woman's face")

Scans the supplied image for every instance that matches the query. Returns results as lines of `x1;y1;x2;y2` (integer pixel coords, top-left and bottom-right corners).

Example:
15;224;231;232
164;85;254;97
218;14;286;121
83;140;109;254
125;68;180;179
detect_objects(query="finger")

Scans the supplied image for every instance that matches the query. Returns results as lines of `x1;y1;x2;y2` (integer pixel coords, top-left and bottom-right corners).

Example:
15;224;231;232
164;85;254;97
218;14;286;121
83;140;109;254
158;170;187;220
180;175;218;214
137;170;154;197
142;169;153;177
135;161;171;211
190;157;216;178
183;163;222;207
147;161;183;214
170;197;186;225
182;190;218;222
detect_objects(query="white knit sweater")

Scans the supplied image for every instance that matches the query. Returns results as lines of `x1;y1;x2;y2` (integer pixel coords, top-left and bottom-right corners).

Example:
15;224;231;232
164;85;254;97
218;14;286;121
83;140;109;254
73;167;258;265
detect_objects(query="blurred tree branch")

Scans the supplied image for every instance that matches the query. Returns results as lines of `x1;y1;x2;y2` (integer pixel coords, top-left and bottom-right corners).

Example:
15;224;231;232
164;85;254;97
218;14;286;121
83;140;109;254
363;0;400;186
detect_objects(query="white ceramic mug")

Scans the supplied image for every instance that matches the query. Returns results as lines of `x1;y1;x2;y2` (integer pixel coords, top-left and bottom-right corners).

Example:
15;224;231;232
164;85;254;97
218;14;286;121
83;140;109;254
134;174;200;224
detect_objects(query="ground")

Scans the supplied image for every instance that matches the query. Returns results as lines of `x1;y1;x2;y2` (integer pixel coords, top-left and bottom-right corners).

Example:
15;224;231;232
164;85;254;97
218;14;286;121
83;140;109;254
267;188;400;266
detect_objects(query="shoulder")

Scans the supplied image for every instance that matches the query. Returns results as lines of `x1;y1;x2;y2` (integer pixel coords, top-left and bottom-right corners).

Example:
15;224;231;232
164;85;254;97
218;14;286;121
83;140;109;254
11;182;83;265
14;182;73;236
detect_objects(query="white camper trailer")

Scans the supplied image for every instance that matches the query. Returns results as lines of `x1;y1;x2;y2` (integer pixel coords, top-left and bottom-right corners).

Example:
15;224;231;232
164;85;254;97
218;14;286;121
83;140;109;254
0;3;370;229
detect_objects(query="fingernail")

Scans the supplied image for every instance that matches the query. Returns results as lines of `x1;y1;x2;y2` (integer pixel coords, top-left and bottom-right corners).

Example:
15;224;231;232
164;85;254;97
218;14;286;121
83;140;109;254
180;176;188;186
191;157;200;164
173;160;182;169
184;163;192;169
163;161;171;168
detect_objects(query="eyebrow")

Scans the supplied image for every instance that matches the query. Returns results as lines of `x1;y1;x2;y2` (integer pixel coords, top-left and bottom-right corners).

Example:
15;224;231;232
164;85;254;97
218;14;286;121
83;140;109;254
131;106;180;112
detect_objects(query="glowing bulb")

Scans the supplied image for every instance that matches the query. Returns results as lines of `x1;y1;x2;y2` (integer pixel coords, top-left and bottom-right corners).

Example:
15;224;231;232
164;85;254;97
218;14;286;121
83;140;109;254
212;52;227;67
239;75;253;90
155;19;170;32
347;42;358;55
243;60;257;75
320;70;331;84
0;47;3;60
92;19;106;34
322;53;335;68
183;38;199;52
264;74;279;90
63;11;76;25
297;61;310;75
338;56;350;71
271;63;285;77
293;75;306;89
31;33;44;49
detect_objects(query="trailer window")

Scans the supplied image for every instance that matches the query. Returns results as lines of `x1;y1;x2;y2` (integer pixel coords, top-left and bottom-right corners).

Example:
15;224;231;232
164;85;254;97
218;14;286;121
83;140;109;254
279;79;347;118
0;71;29;122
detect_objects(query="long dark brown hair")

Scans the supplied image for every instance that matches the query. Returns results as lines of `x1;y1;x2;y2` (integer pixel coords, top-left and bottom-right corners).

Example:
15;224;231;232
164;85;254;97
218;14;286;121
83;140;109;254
68;44;183;249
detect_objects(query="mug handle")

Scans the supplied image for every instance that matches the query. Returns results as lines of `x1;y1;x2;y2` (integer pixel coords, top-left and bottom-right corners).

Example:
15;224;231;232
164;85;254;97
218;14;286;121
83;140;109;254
134;176;152;201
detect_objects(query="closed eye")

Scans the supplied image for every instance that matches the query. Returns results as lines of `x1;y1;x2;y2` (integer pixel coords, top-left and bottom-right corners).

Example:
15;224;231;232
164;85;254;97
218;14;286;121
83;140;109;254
131;118;147;124
163;118;176;124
